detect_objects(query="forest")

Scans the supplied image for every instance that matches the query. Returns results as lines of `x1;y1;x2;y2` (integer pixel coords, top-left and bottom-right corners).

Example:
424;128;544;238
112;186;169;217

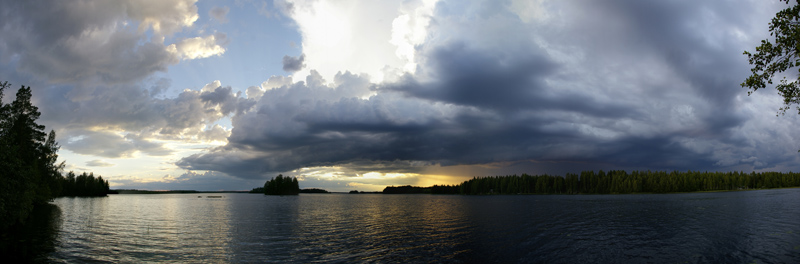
0;83;109;230
436;170;800;195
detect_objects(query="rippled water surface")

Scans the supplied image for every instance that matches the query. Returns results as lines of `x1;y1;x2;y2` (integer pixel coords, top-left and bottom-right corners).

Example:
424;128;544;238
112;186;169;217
44;189;800;263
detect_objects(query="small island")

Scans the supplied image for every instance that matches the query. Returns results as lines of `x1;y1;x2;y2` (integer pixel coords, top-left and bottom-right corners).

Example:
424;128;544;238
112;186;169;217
251;187;329;194
262;174;300;195
300;188;330;193
348;190;380;194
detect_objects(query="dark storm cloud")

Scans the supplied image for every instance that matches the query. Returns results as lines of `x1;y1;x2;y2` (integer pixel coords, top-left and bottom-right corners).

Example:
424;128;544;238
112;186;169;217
282;54;306;72
571;1;749;116
388;43;637;118
177;0;800;180
545;0;777;169
178;71;469;178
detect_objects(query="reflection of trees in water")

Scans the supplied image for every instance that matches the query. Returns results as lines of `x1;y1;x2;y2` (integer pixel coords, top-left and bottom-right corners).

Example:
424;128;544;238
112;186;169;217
0;203;62;263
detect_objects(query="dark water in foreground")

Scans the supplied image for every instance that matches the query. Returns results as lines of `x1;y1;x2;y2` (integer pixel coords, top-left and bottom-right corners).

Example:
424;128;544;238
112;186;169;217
12;189;800;263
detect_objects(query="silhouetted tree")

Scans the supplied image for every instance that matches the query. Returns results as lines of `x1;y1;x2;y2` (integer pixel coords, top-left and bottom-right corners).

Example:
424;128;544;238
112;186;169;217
1;82;108;230
456;171;800;195
264;174;300;195
0;84;58;229
57;171;109;197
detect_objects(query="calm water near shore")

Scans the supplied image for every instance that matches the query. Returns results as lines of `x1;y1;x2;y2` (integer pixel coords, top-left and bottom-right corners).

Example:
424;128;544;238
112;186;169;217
16;189;800;263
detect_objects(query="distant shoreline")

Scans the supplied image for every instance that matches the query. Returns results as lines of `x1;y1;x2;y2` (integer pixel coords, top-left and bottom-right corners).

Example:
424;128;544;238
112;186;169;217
111;190;249;194
109;186;800;195
443;186;800;195
382;185;800;195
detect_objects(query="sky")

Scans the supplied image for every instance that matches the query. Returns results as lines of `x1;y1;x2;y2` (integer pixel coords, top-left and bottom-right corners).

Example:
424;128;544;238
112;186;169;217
1;0;798;192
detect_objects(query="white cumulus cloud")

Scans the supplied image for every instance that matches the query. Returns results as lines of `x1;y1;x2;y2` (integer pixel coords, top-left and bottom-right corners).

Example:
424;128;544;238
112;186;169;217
170;32;228;60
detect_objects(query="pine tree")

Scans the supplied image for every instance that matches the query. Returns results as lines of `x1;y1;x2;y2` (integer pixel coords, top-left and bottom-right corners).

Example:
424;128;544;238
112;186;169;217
0;84;51;228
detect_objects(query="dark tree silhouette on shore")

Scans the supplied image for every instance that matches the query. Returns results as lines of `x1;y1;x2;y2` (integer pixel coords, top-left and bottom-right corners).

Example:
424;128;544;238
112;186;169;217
1;82;108;230
58;171;110;197
456;170;800;195
300;188;329;193
0;83;63;229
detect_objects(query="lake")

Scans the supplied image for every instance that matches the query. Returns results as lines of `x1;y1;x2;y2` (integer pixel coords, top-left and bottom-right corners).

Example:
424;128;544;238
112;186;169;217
11;189;800;263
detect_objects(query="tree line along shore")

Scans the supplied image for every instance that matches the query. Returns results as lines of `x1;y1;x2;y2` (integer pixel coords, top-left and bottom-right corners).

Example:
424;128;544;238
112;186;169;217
384;170;800;195
254;170;800;195
1;83;109;230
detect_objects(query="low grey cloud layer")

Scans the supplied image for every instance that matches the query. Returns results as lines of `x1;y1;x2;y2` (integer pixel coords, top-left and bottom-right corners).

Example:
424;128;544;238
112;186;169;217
112;171;264;191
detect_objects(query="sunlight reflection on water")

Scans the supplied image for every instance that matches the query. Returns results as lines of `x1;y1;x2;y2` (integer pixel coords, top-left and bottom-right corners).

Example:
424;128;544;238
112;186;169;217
49;189;800;263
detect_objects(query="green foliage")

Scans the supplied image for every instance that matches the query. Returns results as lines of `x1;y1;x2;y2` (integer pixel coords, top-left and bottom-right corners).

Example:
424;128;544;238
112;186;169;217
263;174;300;195
742;0;800;115
249;187;265;193
458;171;800;195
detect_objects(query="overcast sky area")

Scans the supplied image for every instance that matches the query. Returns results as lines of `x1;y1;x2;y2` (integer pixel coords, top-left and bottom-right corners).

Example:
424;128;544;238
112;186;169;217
1;0;797;191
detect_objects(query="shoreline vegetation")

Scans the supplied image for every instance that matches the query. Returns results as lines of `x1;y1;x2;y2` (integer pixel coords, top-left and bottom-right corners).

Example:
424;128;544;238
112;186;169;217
349;190;381;194
1;83;109;231
384;170;800;195
112;190;249;194
110;170;800;196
